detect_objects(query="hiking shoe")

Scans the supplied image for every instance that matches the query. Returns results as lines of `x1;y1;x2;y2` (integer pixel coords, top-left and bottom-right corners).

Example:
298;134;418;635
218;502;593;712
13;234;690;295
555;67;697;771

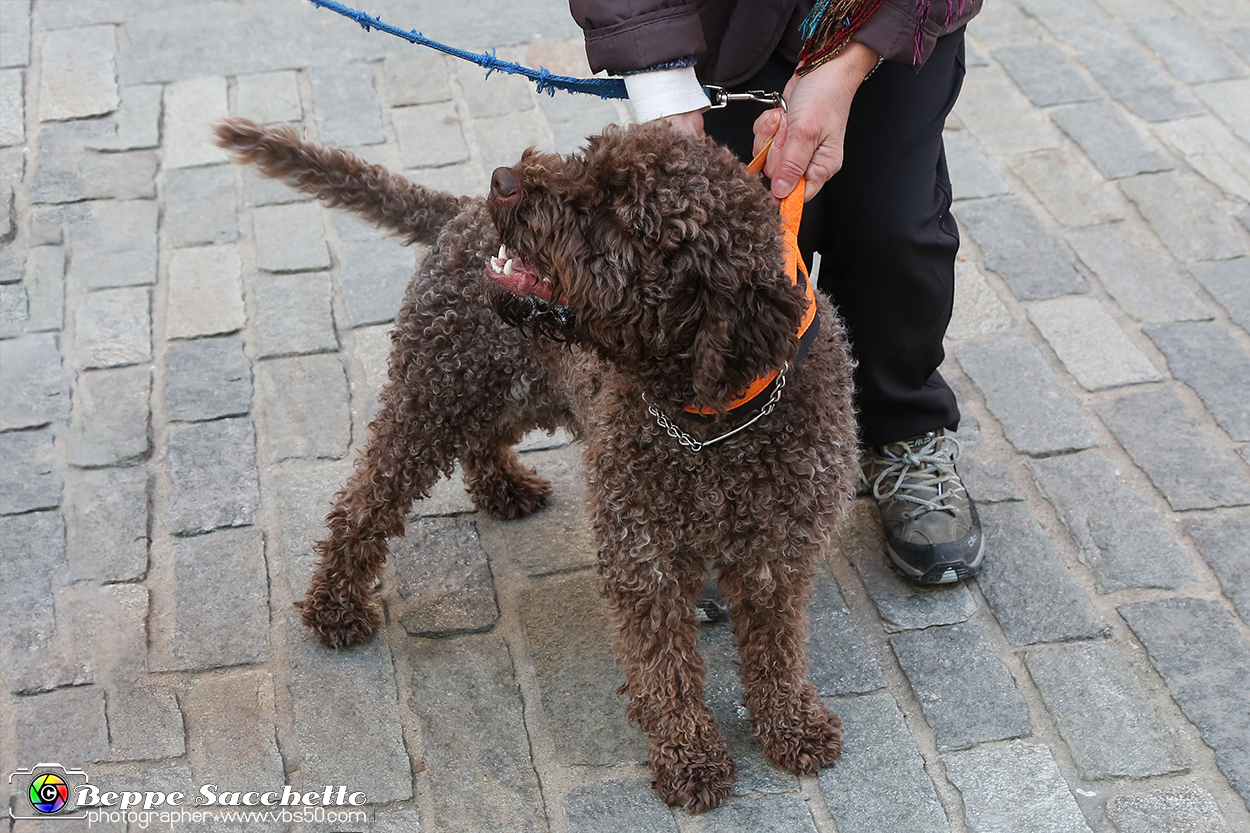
861;430;984;584
695;579;730;624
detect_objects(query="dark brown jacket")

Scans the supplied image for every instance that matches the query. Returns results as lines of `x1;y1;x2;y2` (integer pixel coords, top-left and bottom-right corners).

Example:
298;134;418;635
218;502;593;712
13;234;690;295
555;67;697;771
571;0;982;86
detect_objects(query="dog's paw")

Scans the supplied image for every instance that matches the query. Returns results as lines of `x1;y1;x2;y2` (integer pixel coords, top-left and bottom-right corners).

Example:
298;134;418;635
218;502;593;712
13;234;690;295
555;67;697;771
651;746;736;814
760;707;843;776
469;472;553;520
297;592;381;648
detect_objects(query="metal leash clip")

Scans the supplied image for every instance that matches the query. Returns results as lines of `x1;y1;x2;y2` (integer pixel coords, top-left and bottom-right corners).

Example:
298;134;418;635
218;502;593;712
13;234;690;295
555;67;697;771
704;86;787;112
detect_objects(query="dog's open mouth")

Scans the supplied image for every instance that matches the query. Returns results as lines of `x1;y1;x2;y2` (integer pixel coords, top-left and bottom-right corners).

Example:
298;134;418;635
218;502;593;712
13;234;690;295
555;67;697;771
488;245;554;304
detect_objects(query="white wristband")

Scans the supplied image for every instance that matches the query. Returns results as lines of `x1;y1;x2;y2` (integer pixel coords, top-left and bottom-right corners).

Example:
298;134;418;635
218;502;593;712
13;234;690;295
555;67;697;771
623;66;710;123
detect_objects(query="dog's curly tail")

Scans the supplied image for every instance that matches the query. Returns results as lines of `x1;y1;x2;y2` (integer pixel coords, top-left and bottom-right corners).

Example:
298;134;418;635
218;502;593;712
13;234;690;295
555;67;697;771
213;117;467;247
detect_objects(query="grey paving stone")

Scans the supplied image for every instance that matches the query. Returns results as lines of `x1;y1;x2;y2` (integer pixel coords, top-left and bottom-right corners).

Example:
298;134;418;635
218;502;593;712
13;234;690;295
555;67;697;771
818;692;949;833
539;88;622;156
165;416;260;535
0;511;74;695
30;121;158;203
947;257;1013;340
698;623;799;796
72;287;151;369
475;109;553;172
383;53;453;106
474;445;598;576
0;67;22;147
1119;597;1250;805
38;25;118;121
1107;786;1234;833
54;581;148;684
1195;78;1250;145
66;365;151;467
64;466;148;583
1227;28;1250;62
0;428;61;515
995;43;1101;106
235;69;303;124
256;354;350;462
158;527;269;670
106;687;184;762
186;672;284;788
1009;146;1131;227
406;632;545;830
519;571;646;766
0;283;25;336
1028;452;1193;592
1028;297;1162;390
945;131;1010;201
1080;48;1205;122
1184;512;1250;625
161;76;229;169
1135;19;1247;84
164;335;253;422
162;165;238;248
1051;101;1174;179
944;740;1094;833
1015;0;1130;52
392;102;472;169
1189;259;1250;332
954;197;1088;300
0;332;69;430
1121;171;1250;263
1096;388;1250;510
1025;641;1183;779
978;501;1108;645
244;163;308;207
889;623;1031;751
954;336;1099;456
165;245;246;338
0;0;29;68
337;238;417;327
455;58;537;118
689;794;818;833
66;199;158;289
30;202;87;245
84;83;162;151
252;271;338;358
806;563;887;695
16;686;110;765
1066;224;1210;323
564;779;678;833
286;616;412;803
394;517;500;636
270;458;352;598
960;454;1026;503
1146;321;1250;441
252;201;331;273
309;63;384;147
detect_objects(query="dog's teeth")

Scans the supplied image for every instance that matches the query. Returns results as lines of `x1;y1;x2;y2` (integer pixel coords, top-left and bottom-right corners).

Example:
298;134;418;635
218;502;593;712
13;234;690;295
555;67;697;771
498;244;507;259
503;259;515;276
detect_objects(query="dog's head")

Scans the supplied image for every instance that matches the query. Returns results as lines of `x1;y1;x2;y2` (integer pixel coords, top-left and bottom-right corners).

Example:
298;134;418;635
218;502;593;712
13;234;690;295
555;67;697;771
485;122;807;416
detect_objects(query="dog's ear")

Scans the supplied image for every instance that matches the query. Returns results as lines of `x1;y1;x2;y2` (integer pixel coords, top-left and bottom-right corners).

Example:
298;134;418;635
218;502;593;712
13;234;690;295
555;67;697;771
688;279;805;414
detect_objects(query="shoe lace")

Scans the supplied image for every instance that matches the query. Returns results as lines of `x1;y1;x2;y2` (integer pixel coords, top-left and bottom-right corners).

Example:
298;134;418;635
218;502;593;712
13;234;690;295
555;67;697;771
866;433;964;520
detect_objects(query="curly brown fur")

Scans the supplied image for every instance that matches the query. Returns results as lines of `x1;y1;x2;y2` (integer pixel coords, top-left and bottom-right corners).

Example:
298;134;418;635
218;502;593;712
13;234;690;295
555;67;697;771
216;117;859;812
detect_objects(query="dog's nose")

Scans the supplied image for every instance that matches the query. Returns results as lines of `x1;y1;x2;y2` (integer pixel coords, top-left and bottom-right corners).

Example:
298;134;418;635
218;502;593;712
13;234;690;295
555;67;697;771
490;167;518;199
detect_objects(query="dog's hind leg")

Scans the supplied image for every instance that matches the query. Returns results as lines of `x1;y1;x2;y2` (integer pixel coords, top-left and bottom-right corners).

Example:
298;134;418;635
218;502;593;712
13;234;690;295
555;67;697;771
718;554;843;776
600;552;737;812
460;442;553;520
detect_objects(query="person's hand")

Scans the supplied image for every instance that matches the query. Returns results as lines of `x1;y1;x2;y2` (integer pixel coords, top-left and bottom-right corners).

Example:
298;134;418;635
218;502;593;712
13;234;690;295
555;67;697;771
752;42;879;201
660;110;705;137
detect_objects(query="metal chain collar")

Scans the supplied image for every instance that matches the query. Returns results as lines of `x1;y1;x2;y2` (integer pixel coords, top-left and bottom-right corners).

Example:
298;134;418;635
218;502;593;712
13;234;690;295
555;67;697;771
645;363;789;452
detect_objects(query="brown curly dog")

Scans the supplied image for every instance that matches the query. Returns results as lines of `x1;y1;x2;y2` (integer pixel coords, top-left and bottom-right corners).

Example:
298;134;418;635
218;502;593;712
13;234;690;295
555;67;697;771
214;116;859;812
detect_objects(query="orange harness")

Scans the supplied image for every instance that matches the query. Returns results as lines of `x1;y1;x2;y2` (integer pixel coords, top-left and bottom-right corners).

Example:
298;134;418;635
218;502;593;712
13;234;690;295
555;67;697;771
681;140;820;420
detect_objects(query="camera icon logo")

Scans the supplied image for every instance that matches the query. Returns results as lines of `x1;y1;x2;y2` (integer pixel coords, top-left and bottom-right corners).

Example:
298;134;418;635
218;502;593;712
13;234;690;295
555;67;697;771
7;763;88;821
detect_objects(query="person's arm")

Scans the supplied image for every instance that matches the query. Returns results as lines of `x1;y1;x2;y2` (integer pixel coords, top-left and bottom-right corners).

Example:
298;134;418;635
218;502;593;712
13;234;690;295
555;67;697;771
569;0;709;133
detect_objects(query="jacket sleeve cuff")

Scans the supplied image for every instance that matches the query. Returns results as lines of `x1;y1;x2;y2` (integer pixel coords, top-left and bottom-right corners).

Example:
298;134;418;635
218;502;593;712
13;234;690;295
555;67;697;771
852;0;929;64
623;66;710;122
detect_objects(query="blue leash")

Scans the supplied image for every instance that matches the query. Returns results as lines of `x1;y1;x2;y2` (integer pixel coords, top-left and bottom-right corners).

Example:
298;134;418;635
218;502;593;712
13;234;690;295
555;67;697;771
308;0;628;100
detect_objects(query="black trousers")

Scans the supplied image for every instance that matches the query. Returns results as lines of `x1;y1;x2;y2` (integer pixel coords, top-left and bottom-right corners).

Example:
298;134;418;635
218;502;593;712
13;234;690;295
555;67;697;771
704;29;966;447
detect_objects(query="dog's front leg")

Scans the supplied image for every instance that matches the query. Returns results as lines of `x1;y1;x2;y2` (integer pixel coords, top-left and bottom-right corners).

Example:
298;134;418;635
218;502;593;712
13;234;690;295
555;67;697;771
719;556;843;776
600;553;736;813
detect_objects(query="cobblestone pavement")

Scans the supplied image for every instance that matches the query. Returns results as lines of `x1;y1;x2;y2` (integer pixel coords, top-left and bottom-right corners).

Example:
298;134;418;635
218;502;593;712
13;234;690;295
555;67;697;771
3;0;1250;830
